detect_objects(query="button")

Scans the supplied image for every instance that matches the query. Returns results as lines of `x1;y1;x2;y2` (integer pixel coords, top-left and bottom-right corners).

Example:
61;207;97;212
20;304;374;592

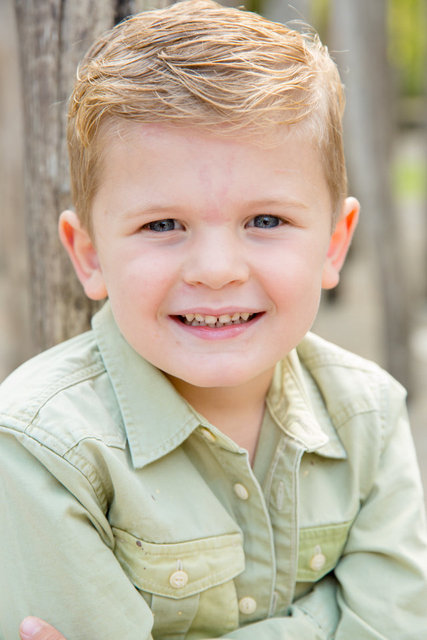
199;427;216;443
233;483;249;500
239;596;257;615
169;570;189;589
310;551;326;571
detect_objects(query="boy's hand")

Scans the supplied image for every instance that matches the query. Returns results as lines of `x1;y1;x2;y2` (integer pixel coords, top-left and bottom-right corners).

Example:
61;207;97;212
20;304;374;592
20;617;66;640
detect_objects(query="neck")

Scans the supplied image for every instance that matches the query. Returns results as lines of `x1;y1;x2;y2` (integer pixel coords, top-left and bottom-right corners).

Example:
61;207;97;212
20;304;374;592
168;369;274;462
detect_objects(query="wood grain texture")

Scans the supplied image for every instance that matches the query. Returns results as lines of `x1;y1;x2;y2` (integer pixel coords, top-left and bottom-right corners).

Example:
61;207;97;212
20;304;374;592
14;0;115;350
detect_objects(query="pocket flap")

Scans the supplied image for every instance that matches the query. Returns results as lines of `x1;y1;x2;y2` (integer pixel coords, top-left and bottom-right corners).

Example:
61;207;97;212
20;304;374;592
297;521;352;582
113;528;245;599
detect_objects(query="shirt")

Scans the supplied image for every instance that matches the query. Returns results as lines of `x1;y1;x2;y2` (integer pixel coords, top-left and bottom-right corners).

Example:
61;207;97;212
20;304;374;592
0;302;426;640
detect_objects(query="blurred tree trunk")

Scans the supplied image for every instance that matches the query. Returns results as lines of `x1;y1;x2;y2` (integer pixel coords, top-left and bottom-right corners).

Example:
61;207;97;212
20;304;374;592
330;0;411;388
14;0;175;354
0;0;29;377
424;1;427;303
14;1;114;353
263;0;312;23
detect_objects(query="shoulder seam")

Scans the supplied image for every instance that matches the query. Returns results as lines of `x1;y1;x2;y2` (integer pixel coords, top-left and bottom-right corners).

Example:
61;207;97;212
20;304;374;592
2;361;106;429
0;424;109;512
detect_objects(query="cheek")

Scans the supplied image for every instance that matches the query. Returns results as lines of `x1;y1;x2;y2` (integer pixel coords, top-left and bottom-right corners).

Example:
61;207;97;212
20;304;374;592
260;243;325;298
110;250;174;294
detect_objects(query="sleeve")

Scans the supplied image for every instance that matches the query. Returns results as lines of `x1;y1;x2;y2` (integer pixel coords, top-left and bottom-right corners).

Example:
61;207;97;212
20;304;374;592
331;382;427;639
0;431;154;640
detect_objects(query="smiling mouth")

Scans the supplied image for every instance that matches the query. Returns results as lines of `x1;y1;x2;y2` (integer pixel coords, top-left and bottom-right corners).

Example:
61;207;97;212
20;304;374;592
176;312;259;328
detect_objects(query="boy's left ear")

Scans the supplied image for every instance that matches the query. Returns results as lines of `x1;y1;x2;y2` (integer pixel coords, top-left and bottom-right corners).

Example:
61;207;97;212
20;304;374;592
322;197;360;290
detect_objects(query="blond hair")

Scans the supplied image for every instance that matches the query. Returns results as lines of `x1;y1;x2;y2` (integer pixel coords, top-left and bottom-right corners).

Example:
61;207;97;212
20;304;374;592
68;0;347;230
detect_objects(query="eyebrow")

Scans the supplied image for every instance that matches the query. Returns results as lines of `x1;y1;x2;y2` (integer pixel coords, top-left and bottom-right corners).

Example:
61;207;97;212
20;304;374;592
119;197;309;218
117;204;185;220
245;197;309;210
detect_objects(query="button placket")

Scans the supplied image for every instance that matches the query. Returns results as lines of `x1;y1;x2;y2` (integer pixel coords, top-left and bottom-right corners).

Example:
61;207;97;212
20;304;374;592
266;437;305;613
223;453;277;621
203;442;276;621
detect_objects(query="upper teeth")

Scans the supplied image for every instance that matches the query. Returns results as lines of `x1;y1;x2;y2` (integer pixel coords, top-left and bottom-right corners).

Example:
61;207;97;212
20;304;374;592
182;312;252;326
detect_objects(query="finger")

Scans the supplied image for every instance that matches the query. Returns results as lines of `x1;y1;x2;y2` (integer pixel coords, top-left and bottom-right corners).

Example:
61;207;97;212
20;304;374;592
19;617;67;640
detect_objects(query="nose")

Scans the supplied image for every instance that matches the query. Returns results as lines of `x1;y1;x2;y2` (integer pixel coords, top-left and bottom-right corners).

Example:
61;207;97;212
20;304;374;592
183;229;249;290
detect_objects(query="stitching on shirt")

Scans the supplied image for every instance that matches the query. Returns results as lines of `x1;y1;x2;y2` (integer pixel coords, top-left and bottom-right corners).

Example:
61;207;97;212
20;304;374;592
1;361;106;429
332;404;378;431
288;442;304;608
378;376;389;454
263;436;286;504
26;418;125;454
130;414;202;466
296;604;332;637
131;565;239;596
27;363;106;421
113;529;245;595
0;423;109;516
69;446;110;515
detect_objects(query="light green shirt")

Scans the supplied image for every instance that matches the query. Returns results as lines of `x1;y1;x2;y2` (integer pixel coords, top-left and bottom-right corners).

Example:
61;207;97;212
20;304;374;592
0;303;426;639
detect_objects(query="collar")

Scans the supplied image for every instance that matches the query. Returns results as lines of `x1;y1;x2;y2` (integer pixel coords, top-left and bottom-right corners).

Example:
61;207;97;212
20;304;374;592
93;303;346;468
92;303;205;469
266;346;347;459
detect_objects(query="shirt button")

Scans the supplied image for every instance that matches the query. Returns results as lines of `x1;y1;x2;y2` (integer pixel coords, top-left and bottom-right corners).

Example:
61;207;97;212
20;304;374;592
169;570;189;589
239;596;257;615
233;483;249;500
310;551;326;571
199;427;216;443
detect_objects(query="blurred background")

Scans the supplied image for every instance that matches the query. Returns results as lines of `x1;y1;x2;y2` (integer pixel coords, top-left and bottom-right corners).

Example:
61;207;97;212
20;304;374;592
0;0;426;492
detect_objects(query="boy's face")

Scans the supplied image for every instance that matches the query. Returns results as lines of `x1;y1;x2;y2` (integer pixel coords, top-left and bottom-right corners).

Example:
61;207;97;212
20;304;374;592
60;122;358;393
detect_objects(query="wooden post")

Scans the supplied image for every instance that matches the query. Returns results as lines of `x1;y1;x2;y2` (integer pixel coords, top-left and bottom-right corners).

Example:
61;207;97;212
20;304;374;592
330;0;411;388
13;1;117;352
0;0;29;377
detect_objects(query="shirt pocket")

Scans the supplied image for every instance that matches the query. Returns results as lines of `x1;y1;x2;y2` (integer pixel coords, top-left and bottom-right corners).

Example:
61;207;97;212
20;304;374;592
112;527;245;640
296;520;353;583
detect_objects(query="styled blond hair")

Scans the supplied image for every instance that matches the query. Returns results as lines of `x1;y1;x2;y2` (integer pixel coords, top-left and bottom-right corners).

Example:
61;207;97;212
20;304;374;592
68;0;347;230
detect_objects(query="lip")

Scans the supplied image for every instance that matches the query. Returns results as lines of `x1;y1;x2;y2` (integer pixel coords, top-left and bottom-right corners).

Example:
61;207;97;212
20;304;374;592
169;311;263;340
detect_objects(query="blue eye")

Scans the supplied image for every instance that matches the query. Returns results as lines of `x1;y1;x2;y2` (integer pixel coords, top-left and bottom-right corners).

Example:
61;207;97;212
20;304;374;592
145;219;177;232
250;215;282;229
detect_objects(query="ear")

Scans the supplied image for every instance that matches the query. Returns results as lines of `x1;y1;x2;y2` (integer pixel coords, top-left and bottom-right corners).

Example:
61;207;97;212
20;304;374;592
322;197;360;290
58;210;108;300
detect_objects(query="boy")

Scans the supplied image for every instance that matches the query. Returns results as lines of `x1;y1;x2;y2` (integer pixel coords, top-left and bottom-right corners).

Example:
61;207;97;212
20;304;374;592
1;1;426;639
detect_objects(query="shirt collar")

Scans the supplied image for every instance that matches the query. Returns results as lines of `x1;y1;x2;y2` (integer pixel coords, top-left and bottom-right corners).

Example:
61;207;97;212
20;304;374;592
93;303;346;468
92;303;205;469
266;345;347;459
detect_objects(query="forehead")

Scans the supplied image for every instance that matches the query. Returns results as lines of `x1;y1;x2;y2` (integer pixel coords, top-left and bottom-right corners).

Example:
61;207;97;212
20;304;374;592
92;119;331;218
99;117;321;166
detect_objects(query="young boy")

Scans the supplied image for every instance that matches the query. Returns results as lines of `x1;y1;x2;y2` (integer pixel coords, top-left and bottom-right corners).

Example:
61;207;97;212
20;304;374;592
1;1;426;639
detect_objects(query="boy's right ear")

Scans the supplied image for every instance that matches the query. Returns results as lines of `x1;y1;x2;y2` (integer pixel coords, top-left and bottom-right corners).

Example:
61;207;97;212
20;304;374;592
58;210;108;301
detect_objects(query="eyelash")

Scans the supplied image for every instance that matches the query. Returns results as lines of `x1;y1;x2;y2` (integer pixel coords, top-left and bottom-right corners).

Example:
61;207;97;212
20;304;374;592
142;219;183;232
142;214;285;233
247;215;284;229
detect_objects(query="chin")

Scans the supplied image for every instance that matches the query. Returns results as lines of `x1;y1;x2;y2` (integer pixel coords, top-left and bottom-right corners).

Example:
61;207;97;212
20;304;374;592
173;367;258;390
